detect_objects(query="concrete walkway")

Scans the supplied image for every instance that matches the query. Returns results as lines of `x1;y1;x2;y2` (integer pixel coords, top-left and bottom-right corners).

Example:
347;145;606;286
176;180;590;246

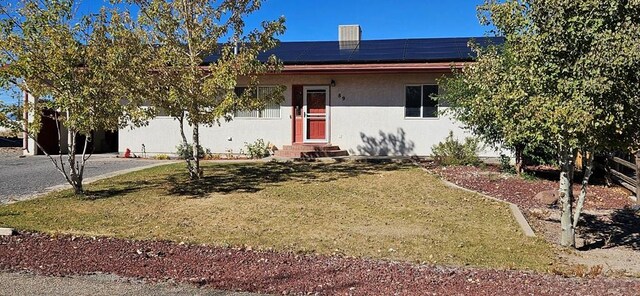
0;272;260;296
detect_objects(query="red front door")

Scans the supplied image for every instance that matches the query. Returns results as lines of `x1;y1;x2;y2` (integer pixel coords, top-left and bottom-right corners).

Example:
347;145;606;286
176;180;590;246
303;87;329;143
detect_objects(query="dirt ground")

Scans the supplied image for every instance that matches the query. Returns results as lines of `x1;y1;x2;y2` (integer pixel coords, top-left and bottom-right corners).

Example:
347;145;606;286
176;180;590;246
528;208;640;276
428;163;640;277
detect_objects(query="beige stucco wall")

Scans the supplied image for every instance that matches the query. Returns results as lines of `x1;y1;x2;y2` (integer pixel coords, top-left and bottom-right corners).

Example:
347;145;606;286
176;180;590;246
119;72;501;157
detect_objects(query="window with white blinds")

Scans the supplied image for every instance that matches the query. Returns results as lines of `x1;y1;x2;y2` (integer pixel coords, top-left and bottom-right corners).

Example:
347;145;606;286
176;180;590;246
234;86;281;119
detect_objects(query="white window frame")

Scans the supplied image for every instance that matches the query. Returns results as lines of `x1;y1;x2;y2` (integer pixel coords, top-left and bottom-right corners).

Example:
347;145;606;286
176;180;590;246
234;85;282;120
404;84;440;119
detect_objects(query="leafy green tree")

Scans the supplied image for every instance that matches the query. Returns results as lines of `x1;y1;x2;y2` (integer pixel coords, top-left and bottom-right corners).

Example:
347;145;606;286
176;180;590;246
0;0;151;194
127;0;285;179
439;41;546;174
441;0;640;247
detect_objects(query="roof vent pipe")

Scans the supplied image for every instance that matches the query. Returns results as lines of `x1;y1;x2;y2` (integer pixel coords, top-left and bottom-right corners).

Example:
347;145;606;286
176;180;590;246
339;25;361;50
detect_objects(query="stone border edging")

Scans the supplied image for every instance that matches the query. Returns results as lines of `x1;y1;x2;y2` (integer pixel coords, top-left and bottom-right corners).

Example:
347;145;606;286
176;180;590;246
416;165;536;237
0;228;13;236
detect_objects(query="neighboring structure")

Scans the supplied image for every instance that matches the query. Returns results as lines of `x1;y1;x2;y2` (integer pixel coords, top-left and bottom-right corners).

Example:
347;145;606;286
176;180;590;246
22;93;118;156
28;25;504;158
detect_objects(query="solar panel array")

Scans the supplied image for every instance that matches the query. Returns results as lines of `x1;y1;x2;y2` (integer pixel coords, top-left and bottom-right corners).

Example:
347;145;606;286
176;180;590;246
242;37;503;65
202;37;503;65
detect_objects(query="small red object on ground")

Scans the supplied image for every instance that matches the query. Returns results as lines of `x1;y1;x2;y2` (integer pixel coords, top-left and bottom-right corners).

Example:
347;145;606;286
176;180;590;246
124;148;131;158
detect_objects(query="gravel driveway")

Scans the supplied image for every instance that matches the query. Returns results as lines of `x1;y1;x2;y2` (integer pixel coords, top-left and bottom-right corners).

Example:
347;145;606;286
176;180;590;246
0;149;167;203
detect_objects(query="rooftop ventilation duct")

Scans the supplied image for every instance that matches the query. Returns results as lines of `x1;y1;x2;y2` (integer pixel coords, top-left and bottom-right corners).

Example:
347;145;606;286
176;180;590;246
339;25;361;50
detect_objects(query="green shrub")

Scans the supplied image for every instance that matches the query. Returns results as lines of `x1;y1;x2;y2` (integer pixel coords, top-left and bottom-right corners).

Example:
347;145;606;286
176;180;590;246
244;139;271;159
431;131;481;166
521;171;538;181
176;143;209;159
522;143;558;166
225;148;236;159
153;154;170;160
205;153;221;160
499;154;515;174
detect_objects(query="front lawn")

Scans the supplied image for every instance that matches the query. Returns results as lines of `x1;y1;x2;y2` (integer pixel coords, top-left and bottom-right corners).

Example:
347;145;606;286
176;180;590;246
0;161;555;271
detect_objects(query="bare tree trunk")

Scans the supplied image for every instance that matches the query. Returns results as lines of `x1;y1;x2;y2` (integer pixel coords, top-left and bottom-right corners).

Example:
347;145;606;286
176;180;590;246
573;149;594;230
74;134;92;195
67;128;83;195
24;112;75;190
57;111;83;195
559;147;576;247
603;153;612;187
177;112;196;179
515;145;524;176
16;100;86;195
192;123;202;179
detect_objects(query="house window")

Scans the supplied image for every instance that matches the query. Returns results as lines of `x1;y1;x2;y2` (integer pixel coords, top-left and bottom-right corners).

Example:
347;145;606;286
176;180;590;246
234;86;281;119
405;84;439;118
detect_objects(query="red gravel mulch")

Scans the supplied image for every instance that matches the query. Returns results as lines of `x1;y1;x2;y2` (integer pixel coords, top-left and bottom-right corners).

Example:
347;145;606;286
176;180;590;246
429;165;633;210
1;232;639;295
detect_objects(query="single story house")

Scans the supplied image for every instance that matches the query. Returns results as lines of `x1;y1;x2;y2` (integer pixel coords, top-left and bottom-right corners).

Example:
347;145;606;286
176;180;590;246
26;25;503;158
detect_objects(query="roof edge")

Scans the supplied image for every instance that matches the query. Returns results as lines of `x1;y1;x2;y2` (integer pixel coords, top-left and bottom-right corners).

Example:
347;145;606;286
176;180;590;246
273;62;468;75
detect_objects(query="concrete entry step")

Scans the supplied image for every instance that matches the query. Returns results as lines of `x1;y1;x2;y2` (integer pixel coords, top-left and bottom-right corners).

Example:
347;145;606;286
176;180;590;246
274;144;349;159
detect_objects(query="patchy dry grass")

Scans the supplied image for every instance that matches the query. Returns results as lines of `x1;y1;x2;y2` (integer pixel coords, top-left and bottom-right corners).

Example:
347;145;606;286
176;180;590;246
0;161;556;271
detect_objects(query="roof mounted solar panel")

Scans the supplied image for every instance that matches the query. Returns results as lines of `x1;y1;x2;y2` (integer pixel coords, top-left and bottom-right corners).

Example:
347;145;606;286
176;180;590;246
203;37;504;65
348;39;406;63
296;41;354;63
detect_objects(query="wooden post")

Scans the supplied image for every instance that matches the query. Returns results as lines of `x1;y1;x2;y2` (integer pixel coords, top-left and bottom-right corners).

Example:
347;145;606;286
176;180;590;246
604;153;612;187
635;151;640;206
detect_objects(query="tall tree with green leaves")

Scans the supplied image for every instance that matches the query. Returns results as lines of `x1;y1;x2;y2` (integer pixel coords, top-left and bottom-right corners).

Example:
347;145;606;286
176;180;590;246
439;41;549;174
441;0;640;247
0;0;151;195
127;0;285;180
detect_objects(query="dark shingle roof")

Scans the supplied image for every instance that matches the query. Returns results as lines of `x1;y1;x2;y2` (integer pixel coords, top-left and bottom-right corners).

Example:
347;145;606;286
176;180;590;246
203;37;503;65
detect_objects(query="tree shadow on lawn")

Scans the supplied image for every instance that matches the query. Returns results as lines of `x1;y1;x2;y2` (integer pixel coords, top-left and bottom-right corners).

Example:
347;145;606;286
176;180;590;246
80;180;160;200
578;208;640;251
166;161;406;198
